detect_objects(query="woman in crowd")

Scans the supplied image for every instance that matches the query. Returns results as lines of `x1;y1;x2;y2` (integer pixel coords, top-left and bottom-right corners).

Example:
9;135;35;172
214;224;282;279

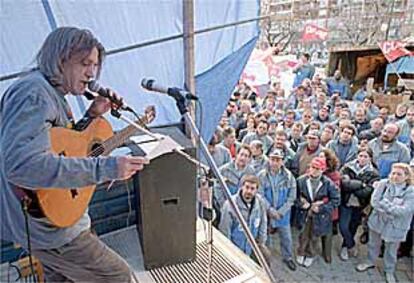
356;163;414;283
319;148;341;263
339;148;379;261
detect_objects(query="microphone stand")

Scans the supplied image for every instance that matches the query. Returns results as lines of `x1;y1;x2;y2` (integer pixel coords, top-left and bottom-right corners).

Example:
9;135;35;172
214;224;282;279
168;91;276;283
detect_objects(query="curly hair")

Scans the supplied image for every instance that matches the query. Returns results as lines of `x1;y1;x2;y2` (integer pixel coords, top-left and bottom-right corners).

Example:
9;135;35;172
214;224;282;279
320;148;339;172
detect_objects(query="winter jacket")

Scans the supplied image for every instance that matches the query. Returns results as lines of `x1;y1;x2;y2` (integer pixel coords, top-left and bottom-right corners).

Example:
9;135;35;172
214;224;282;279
340;160;380;208
294;175;340;237
214;161;255;208
219;192;268;255
368;180;414;242
258;166;296;228
368;138;411;178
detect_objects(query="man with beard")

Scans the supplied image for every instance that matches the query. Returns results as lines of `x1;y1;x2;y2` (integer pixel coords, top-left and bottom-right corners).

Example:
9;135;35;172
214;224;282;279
219;175;267;256
397;105;414;144
214;144;255;208
326;70;350;100
368;123;411;178
242;120;273;153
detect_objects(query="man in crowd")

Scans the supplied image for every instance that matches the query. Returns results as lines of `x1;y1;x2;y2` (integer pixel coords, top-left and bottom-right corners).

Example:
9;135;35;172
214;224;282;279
359;117;384;142
219;175;268;257
326;70;350;100
292;53;315;88
220;127;240;159
250;140;268;175
353;107;371;135
320;124;336;147
291;130;324;177
258;149;297;271
397;104;414;144
242;120;273;154
327;124;359;168
369;123;411;178
214;144;255;208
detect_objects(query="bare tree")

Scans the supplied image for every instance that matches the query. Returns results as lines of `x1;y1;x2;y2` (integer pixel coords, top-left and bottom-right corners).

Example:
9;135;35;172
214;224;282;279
331;0;393;46
262;18;298;53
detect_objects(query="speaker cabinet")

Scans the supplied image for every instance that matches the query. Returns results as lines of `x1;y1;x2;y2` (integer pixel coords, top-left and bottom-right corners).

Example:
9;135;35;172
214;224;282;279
133;127;196;269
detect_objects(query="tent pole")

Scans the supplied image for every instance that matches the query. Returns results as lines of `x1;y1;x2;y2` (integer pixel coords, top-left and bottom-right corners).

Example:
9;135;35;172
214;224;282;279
183;0;196;124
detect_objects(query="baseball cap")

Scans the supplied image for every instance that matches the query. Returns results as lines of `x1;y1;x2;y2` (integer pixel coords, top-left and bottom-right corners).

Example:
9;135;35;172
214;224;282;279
310;157;327;171
306;129;320;139
269;149;284;159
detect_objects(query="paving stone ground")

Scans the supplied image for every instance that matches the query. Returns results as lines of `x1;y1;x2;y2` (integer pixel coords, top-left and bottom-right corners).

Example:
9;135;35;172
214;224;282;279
267;228;413;283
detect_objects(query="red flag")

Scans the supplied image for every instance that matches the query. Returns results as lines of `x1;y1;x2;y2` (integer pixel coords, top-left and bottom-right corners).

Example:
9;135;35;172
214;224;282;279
378;41;413;62
302;24;328;42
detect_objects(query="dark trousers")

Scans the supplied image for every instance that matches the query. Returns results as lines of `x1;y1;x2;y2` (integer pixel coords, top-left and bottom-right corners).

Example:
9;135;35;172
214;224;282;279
33;230;132;283
297;218;319;257
339;205;363;249
321;231;333;261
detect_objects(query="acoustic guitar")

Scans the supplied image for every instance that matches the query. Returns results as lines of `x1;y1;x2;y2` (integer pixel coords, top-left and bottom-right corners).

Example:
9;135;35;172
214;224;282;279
36;112;153;228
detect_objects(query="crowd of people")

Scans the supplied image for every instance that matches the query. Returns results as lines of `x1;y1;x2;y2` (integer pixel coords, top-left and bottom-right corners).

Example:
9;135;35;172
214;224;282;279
202;53;414;283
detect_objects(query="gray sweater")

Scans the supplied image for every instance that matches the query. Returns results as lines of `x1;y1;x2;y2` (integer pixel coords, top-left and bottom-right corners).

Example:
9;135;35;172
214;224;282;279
0;71;119;249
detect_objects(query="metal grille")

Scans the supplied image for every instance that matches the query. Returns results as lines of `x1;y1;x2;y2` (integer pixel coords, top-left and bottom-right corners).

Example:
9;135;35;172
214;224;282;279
149;241;243;283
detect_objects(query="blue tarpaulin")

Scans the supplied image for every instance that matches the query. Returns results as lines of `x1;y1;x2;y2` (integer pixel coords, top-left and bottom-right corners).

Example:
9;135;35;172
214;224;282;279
0;0;259;137
384;55;414;88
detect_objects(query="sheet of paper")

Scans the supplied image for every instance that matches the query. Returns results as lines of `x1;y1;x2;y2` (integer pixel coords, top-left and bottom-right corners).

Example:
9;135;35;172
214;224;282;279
130;133;183;160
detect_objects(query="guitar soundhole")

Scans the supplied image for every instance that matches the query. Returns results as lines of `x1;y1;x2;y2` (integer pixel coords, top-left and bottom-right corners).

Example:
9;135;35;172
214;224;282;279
70;189;78;198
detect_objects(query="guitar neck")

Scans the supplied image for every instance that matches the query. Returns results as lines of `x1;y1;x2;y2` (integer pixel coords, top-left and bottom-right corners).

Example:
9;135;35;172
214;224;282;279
90;117;148;157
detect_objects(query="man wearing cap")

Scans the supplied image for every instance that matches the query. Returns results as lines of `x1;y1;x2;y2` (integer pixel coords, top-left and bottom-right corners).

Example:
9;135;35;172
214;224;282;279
327;124;359;168
250;140;269;175
266;129;296;167
258;149;297;271
291;129;324;177
219;175;268;257
294;157;340;268
214;144;255;208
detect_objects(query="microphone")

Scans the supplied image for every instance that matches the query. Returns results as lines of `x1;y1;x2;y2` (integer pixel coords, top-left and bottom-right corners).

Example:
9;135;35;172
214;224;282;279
86;81;134;112
141;78;198;101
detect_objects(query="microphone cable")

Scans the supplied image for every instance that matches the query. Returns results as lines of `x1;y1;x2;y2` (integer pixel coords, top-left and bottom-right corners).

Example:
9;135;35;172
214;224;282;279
21;197;37;283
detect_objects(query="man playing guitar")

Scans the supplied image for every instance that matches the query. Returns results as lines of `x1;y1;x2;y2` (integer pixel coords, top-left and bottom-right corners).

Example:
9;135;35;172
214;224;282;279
0;27;151;282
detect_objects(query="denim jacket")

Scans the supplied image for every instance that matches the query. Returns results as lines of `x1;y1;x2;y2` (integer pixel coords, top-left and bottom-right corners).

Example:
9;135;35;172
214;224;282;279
219;192;267;255
258;166;296;228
